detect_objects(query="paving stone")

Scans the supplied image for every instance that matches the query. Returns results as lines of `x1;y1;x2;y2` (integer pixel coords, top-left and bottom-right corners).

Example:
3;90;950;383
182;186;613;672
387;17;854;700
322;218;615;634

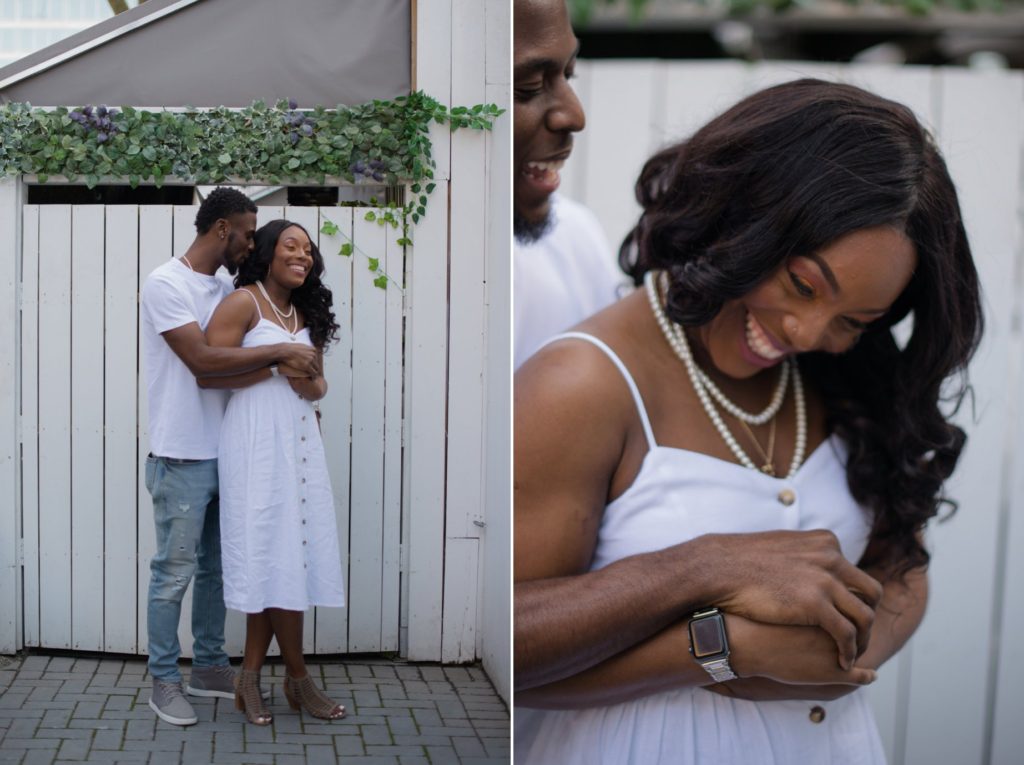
332;758;398;765
366;746;430;757
333;734;366;756
452;737;486;758
360;724;392;746
91;728;124;750
274;756;306;765
304;744;336;765
210;754;274;765
42;658;74;673
79;752;149;762
398;757;430;765
22;749;57;765
56;736;91;761
93;660;123;674
410;708;442;728
424;745;461;765
20;657;50;672
394;734;457;747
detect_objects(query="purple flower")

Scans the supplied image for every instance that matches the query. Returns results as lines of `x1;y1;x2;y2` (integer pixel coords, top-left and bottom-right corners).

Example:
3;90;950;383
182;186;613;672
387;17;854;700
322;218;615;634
288;99;298;110
351;160;366;174
301;123;313;136
82;105;93;117
290;132;300;146
291;113;304;126
96;132;109;143
372;171;384;182
97;105;107;117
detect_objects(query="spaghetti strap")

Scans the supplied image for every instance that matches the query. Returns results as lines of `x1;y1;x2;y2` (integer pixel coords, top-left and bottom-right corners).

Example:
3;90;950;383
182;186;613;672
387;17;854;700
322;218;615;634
239;287;264;321
539;331;658;451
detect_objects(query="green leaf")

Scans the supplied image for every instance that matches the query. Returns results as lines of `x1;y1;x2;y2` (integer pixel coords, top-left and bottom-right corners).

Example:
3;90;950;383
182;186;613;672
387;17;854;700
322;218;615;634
367;257;379;271
340;243;353;256
218;152;232;164
286;157;301;170
425;182;436;194
373;275;388;289
364;211;376;222
320;219;339;236
142;145;157;162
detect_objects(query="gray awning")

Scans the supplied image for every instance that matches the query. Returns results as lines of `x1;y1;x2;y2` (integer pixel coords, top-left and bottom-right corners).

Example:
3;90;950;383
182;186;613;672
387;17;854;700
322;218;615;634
0;0;411;109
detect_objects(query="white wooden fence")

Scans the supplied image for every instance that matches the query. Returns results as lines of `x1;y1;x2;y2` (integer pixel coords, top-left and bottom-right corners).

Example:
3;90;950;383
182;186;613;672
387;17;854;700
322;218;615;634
11;202;399;658
561;60;1023;765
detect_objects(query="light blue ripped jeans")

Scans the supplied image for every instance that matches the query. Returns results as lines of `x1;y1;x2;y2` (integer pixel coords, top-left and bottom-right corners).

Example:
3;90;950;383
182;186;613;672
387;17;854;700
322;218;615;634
145;455;229;682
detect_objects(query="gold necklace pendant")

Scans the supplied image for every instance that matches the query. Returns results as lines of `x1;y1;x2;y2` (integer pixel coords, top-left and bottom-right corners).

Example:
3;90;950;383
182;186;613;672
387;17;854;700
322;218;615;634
761;463;776;476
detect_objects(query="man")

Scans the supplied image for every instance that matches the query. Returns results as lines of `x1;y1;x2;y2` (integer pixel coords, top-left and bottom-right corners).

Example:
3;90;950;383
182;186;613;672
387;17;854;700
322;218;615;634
513;0;625;370
140;187;319;726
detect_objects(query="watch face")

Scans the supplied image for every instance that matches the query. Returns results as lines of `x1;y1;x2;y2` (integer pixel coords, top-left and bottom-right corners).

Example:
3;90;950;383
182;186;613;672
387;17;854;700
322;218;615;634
690;615;726;659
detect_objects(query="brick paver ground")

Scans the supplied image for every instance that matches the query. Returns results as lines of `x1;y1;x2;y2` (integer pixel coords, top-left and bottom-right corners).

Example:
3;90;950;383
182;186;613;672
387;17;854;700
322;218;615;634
0;653;509;764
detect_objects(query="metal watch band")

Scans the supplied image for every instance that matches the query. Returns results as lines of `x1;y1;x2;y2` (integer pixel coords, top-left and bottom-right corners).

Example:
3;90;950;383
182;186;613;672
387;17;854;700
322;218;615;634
700;657;737;683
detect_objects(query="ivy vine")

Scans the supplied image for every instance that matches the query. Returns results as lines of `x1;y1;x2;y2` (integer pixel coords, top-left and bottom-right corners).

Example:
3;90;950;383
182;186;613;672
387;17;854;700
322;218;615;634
0;92;504;288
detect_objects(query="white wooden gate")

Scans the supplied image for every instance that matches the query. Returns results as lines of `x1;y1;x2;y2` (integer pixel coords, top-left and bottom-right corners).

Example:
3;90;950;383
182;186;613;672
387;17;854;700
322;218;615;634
16;202;403;659
562;60;1024;765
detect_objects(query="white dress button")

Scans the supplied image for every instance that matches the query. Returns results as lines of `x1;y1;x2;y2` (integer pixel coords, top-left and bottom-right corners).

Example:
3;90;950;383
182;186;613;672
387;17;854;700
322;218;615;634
778;488;796;506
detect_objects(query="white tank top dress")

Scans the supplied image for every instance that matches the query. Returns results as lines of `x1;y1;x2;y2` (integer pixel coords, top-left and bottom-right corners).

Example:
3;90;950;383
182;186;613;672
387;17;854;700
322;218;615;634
515;332;887;765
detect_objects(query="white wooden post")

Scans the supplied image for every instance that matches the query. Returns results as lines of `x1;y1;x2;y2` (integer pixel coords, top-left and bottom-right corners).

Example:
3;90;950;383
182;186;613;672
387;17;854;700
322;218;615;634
0;176;23;654
479;0;511;703
406;0;453;661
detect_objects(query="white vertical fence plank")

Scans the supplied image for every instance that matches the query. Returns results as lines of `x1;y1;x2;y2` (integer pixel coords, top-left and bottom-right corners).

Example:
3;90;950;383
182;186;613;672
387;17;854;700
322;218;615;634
480;0;512;700
104;206;139;653
380;222;404;653
20;203;40;649
70;206;105;651
315;206;353;655
0;178;21;653
348;209;388;652
660;61;750;152
440;538;478;664
444;0;488;658
572;60;661;254
285;205;323;656
409;0;453;662
37;205;72;649
405;182;450;661
136;205;174;657
902;68;1022;765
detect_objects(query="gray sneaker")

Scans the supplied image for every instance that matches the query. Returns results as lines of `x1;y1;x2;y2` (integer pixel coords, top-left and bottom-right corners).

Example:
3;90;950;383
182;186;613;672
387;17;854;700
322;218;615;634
187;665;270;700
149;679;198;726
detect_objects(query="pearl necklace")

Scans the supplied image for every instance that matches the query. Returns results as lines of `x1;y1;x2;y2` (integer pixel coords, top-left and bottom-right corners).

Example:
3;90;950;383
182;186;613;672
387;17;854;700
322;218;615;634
644;270;807;478
256;279;298;337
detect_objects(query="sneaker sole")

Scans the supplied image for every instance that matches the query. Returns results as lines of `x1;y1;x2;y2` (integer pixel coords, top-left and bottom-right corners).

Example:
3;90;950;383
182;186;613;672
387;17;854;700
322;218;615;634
186;684;271;700
148;697;198;726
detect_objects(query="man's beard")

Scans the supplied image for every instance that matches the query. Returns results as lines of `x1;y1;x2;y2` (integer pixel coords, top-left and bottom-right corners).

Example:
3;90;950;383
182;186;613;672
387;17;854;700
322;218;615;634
514;210;553;244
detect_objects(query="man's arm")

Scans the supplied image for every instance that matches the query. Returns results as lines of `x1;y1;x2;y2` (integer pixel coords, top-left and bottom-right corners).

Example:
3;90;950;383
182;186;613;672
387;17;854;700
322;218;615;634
164;321;319;378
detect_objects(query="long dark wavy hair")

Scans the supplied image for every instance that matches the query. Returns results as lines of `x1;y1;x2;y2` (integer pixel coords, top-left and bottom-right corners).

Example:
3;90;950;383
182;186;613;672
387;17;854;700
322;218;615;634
620;79;983;576
235;219;340;350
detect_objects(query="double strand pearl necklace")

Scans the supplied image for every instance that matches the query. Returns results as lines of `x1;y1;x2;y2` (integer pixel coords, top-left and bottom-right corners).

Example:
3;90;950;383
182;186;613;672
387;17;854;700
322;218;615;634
256;279;298;338
644;270;807;479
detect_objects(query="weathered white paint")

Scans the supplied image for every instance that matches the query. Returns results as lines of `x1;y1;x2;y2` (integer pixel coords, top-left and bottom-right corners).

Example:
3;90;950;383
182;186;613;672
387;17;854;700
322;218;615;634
405;0;453;663
0;178;21;654
479;0;512;703
19;202;39;652
560;60;1024;765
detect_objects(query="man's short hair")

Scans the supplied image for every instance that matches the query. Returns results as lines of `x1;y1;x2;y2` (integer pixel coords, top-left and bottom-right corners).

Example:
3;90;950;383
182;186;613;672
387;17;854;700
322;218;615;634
194;187;258;234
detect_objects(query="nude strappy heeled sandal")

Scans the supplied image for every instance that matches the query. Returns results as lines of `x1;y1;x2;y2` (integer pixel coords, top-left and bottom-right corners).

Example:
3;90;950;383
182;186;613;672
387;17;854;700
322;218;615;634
234;668;272;725
283;673;346;719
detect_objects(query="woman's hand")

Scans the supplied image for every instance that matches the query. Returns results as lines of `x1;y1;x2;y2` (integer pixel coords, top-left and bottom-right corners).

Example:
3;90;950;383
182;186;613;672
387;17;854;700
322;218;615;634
287;374;326;401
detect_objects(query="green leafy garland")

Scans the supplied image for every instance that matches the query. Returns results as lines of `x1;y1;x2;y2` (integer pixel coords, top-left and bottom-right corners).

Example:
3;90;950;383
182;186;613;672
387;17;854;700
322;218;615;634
0;92;504;289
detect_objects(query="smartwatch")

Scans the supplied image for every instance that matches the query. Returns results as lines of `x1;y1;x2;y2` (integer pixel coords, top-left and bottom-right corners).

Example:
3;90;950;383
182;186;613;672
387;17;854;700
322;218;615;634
269;365;280;377
688;607;737;682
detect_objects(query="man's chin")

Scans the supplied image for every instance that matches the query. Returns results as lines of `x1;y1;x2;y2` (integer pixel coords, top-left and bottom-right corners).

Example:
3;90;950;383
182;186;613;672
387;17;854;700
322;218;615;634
514;209;553;244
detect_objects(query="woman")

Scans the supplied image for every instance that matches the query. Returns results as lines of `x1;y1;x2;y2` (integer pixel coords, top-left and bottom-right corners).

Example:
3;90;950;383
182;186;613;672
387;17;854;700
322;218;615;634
200;219;346;725
514;80;982;763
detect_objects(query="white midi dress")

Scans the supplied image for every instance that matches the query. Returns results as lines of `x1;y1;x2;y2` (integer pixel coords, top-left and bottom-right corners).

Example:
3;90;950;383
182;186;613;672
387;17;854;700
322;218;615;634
219;315;345;614
515;333;888;765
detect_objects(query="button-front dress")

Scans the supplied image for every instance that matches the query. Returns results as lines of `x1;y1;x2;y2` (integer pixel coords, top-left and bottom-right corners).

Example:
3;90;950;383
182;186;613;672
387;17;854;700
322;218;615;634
514;333;887;765
218;312;345;614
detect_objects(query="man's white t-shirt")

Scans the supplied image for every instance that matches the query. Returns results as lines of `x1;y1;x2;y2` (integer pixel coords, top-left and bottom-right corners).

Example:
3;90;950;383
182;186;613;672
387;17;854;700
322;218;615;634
141;259;233;459
514;195;626;369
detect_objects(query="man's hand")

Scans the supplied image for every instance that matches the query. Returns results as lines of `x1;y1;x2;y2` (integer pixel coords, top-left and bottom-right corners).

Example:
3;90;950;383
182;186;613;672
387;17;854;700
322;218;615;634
710;530;883;671
276;343;319;376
